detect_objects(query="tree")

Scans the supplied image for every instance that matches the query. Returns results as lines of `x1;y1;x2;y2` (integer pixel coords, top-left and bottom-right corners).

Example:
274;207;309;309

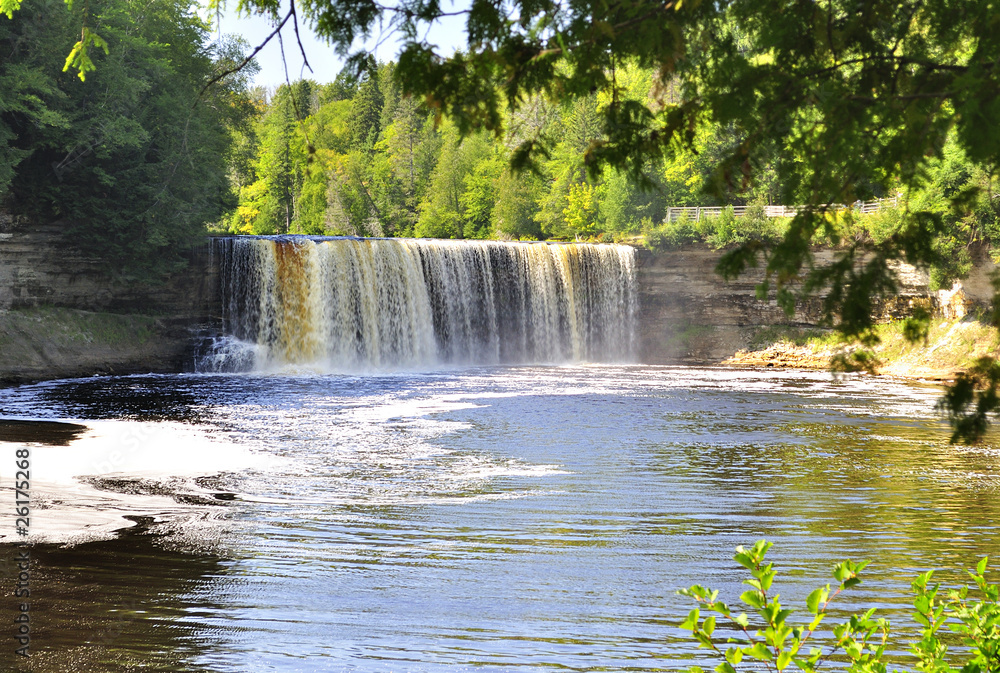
348;57;383;152
415;124;492;239
1;0;254;279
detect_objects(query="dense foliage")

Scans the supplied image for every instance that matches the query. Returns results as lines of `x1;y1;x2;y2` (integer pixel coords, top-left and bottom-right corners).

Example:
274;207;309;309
0;0;255;279
215;60;740;240
219;66;1000;262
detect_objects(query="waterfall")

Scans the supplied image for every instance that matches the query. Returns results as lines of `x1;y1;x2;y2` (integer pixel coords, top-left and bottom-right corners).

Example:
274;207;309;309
202;236;637;372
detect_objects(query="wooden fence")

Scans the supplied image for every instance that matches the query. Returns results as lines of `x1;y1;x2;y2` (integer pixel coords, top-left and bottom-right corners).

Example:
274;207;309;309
664;195;900;223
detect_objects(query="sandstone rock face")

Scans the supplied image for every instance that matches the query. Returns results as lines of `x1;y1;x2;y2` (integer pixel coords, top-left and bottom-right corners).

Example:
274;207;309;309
0;214;218;382
0;213;217;318
1;212;993;379
633;248;981;364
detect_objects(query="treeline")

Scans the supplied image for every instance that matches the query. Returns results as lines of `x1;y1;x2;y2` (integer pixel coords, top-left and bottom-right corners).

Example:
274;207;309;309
222;57;1000;272
0;0;255;278
217;58;781;241
644;134;1000;289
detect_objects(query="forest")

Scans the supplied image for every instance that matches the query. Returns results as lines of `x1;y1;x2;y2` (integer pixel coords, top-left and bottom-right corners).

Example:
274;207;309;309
219;59;1000;285
0;0;256;278
217;59;743;243
2;0;1000;288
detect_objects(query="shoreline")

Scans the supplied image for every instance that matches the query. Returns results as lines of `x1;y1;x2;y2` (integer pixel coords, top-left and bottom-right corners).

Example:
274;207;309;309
1;308;993;387
0;307;197;385
723;316;1000;383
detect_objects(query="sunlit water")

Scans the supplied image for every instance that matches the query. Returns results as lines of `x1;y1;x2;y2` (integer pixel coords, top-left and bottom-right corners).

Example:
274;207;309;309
1;366;997;671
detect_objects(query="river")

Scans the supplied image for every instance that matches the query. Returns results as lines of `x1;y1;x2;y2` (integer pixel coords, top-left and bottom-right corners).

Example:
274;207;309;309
0;364;993;671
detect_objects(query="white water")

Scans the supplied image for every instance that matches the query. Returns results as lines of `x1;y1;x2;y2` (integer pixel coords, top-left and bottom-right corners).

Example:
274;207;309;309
204;237;638;372
0;417;272;544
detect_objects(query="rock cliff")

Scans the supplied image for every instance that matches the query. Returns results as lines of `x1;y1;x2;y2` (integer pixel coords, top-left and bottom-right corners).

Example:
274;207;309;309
1;214;994;381
634;247;996;364
0;214;216;382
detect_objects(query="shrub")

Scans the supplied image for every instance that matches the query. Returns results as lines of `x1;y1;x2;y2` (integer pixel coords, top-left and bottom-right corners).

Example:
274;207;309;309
708;205;741;248
679;540;1000;672
643;213;698;250
860;207;905;245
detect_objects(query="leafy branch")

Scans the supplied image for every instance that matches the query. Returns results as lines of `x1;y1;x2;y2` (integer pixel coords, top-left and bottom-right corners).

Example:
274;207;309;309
679;540;885;673
681;542;1000;673
60;0;108;81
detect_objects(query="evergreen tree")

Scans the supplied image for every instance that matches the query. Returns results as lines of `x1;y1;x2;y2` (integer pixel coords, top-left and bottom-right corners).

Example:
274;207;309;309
348;57;383;152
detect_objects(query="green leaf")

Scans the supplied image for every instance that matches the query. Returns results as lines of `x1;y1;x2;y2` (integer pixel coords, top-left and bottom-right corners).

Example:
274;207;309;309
680;608;700;631
774;609;793;626
776;650;793;670
62;27;110;82
978;557;989;576
913;571;933;591
734;551;756;571
0;0;22;19
725;647;743;665
741;590;766;609
806;587;828;615
748;642;774;661
807;614;825;632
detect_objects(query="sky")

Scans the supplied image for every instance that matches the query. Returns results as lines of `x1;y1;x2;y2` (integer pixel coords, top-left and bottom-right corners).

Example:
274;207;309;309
202;1;468;88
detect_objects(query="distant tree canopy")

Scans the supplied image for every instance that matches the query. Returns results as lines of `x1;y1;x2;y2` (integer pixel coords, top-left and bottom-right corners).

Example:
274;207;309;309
219;60;691;241
0;0;256;279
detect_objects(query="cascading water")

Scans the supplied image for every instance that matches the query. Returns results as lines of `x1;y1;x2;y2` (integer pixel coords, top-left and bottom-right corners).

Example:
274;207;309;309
201;236;637;371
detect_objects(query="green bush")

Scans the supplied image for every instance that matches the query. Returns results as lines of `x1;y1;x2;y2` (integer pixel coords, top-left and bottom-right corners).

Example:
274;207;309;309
859;207;905;245
707;205;742;248
643;213;701;250
645;202;790;251
680;540;1000;672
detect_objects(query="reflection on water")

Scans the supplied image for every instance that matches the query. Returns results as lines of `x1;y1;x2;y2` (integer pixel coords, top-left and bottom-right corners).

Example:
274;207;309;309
0;366;997;671
0;419;87;445
4;534;231;672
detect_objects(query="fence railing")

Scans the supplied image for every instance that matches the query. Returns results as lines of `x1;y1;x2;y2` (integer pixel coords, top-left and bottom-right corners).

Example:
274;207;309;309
664;195;900;223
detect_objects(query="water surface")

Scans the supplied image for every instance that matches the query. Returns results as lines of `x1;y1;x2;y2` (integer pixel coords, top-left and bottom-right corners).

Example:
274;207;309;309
0;366;995;671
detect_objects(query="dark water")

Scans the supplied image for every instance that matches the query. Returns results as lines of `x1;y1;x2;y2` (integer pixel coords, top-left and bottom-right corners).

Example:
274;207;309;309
0;366;996;671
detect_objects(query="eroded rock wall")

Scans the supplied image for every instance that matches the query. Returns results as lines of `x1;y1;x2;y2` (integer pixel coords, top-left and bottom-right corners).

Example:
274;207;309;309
1;213;994;378
634;247;992;364
0;213;216;317
0;214;217;382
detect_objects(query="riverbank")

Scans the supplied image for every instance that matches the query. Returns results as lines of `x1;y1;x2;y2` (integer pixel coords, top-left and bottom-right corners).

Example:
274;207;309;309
0;307;196;384
724;317;1000;381
3;307;996;385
